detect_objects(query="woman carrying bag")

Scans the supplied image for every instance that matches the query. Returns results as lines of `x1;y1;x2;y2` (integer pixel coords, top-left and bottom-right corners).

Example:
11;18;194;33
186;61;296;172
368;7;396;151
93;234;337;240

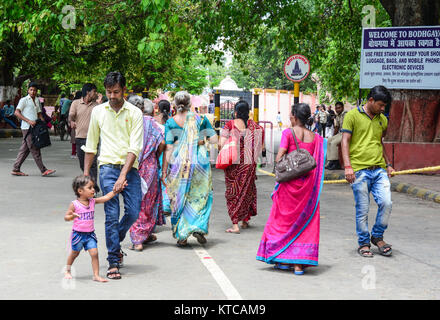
257;103;327;275
218;100;264;234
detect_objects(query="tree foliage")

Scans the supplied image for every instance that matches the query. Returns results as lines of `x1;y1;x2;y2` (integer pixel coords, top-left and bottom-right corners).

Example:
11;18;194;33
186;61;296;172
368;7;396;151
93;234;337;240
193;0;392;102
0;0;218;96
0;0;407;103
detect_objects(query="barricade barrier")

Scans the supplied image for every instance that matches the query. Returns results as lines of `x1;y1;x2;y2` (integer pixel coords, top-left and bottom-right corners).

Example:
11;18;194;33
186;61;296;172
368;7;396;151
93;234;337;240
257;165;440;184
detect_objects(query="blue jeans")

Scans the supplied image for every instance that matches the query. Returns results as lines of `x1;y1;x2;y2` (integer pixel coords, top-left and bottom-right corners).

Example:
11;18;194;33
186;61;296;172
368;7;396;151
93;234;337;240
351;168;392;247
99;165;141;266
0;109;18;129
71;231;98;252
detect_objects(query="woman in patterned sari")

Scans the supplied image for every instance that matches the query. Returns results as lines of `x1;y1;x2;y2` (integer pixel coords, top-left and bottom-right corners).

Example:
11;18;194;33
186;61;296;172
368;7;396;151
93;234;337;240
154;99;172;215
257;103;326;275
161;91;217;247
128;96;165;251
219;100;264;234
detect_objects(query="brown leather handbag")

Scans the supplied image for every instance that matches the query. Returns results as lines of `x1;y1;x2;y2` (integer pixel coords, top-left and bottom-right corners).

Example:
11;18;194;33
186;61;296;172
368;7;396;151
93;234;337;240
275;128;316;183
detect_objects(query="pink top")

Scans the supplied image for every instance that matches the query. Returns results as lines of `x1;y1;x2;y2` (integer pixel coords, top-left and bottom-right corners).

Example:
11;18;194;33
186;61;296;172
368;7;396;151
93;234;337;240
280;128;316;154
72;198;95;232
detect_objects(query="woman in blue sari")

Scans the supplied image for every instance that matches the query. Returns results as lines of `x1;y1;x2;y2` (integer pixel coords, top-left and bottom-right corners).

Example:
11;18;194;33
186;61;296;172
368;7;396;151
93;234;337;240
154;99;172;215
161;91;217;247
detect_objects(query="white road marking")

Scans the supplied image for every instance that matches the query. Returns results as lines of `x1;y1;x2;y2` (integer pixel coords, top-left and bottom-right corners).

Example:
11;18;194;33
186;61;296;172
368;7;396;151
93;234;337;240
166;217;243;300
192;246;243;300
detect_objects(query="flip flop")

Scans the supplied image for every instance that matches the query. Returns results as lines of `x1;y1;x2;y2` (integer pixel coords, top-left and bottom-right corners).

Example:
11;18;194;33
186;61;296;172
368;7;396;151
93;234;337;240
128;244;143;252
225;229;240;234
274;263;291;271
42;169;56;177
241;222;249;229
143;234;157;244
11;171;28;176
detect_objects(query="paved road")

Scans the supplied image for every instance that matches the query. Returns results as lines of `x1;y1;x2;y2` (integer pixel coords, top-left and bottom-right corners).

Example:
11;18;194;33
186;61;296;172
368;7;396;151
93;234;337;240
1;136;439;300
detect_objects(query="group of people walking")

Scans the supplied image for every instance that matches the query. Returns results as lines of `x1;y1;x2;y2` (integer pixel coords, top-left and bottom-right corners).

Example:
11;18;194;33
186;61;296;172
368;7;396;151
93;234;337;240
9;72;395;281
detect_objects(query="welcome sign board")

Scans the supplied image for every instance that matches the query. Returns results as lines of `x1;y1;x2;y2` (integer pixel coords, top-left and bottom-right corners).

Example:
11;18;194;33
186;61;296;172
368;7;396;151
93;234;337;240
360;26;440;90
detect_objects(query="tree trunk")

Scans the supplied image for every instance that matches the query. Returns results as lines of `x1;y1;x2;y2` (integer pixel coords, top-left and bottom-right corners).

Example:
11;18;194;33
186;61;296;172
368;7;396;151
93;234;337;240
380;0;440;142
0;56;17;103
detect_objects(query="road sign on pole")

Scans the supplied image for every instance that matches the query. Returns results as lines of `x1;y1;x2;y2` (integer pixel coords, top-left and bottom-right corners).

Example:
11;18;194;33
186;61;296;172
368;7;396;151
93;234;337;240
284;54;310;104
284;54;310;82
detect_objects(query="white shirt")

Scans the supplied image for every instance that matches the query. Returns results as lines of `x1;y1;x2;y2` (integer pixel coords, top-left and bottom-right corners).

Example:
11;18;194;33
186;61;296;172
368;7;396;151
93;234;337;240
16;95;41;130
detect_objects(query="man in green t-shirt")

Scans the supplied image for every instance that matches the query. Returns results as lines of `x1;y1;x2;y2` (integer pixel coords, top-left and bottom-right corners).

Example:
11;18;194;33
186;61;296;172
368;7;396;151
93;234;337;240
341;85;395;258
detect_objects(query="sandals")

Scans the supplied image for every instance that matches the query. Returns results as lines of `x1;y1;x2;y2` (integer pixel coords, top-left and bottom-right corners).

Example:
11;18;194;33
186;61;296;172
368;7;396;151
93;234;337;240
128;244;143;252
107;265;121;280
42;169;56;177
274;263;305;275
11;171;28;176
193;232;207;244
176;239;188;247
143;234;157;244
118;249;127;266
371;236;392;256
358;245;374;258
274;263;291;271
225;228;240;234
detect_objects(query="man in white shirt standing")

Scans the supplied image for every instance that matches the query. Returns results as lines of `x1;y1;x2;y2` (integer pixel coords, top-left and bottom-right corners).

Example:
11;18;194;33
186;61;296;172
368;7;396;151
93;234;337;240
11;82;56;177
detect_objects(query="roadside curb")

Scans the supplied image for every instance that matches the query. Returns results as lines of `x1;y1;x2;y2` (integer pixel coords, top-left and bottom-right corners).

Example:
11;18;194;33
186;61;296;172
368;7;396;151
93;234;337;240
390;181;440;204
324;171;440;204
0;129;21;138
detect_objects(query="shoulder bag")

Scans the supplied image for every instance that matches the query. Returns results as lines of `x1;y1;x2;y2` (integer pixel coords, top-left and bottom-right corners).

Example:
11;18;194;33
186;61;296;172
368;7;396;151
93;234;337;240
275;128;316;182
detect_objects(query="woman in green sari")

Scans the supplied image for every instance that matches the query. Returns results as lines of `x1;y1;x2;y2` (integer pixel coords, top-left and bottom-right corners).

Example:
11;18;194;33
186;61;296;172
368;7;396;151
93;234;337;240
161;91;217;247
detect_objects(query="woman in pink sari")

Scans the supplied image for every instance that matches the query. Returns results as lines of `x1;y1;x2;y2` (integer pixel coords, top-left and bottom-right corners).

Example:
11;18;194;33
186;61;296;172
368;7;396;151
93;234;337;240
257;103;327;275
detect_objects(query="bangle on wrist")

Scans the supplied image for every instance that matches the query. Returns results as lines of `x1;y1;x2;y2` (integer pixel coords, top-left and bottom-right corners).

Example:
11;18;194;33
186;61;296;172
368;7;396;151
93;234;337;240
344;166;352;169
386;163;392;168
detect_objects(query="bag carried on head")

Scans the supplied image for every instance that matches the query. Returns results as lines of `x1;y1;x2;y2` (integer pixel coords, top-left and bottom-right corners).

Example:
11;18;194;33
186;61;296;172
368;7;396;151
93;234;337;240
275;128;316;183
27;119;51;149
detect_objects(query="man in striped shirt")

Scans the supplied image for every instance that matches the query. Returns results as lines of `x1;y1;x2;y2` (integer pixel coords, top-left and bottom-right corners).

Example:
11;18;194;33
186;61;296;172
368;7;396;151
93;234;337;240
69;83;99;192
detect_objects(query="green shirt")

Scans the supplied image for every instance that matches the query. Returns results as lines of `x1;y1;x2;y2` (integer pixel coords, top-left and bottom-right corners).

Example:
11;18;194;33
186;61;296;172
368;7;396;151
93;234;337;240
341;106;388;172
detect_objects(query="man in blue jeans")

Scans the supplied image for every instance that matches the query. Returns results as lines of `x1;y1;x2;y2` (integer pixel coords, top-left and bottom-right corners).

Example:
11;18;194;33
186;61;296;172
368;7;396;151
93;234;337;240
82;71;143;279
341;85;395;258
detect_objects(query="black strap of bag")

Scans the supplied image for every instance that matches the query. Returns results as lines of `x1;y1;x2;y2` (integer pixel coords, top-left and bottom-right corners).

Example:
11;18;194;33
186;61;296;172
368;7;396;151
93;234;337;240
290;127;300;150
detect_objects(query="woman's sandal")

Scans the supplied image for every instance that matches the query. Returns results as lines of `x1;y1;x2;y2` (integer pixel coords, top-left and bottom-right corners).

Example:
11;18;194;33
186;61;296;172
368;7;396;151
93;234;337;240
176;239;188;247
358;245;374;258
193;232;207;244
128;244;143;252
106;265;121;280
144;234;157;243
274;263;291;271
371;236;392;256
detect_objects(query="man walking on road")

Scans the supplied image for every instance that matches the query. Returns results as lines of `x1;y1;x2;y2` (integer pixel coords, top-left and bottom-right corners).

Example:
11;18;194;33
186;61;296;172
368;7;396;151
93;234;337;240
11;82;56;177
325;101;347;170
82;71;143;280
341;85;394;258
317;105;328;137
69;83;100;192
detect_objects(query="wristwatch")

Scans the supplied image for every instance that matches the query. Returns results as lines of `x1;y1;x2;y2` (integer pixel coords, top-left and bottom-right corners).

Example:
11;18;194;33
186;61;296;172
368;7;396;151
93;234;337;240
386;163;392;168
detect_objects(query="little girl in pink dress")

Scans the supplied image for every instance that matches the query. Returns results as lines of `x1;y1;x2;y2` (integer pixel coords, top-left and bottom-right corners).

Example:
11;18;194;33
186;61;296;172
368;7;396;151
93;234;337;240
64;175;123;282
